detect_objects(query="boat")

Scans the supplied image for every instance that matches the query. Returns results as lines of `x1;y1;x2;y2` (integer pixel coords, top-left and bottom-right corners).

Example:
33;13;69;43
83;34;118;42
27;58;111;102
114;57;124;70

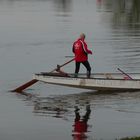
12;58;140;93
33;72;140;91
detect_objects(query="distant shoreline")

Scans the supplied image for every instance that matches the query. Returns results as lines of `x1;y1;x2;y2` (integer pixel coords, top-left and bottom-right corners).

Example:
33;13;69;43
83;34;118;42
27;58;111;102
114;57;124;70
121;136;140;140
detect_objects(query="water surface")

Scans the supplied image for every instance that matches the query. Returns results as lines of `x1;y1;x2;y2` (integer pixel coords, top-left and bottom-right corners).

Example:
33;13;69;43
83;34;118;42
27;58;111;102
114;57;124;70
0;0;140;139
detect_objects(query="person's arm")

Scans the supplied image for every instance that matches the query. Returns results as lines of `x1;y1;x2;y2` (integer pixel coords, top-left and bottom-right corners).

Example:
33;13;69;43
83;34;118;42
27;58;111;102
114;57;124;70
72;43;75;53
81;41;92;54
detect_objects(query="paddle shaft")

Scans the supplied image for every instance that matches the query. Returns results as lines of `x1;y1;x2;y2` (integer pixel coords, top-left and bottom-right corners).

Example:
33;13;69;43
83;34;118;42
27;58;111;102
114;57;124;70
50;58;75;73
12;58;75;93
117;68;133;80
65;55;74;58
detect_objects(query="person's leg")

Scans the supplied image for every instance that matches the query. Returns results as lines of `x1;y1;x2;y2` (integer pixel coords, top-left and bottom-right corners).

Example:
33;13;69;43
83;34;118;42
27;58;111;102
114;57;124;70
82;61;91;78
82;105;91;123
74;106;80;122
74;62;80;77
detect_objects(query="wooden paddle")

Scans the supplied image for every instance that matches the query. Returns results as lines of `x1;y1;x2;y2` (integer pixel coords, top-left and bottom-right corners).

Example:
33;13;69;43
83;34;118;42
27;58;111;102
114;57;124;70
11;79;39;93
12;58;75;93
50;58;75;73
117;68;133;80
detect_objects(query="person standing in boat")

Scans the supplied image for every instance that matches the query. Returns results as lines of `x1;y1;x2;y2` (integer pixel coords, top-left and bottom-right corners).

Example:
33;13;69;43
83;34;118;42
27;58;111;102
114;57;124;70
72;33;92;78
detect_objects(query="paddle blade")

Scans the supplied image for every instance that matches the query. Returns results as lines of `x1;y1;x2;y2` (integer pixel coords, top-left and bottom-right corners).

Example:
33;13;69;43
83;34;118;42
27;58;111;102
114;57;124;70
11;79;38;93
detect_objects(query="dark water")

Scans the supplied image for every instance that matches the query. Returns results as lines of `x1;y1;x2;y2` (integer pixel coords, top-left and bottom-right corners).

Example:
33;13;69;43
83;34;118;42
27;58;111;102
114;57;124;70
0;0;140;139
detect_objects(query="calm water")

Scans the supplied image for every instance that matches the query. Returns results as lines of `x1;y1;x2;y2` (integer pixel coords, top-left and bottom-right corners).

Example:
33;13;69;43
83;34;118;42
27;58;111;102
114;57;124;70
0;0;140;139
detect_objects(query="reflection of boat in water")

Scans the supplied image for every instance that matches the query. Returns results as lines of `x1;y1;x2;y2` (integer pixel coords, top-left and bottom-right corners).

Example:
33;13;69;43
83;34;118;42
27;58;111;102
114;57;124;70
33;97;69;118
30;90;140;118
18;90;140;140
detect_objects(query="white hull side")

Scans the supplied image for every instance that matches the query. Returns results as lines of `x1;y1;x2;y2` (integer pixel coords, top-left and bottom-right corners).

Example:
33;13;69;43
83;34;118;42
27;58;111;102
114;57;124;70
33;74;140;91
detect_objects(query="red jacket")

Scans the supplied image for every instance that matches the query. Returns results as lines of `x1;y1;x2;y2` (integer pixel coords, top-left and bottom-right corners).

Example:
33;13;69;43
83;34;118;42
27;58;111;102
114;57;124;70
73;38;92;62
74;121;88;133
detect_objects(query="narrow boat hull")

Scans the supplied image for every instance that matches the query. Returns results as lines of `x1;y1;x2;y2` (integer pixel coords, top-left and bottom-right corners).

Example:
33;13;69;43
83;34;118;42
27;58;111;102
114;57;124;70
33;73;140;91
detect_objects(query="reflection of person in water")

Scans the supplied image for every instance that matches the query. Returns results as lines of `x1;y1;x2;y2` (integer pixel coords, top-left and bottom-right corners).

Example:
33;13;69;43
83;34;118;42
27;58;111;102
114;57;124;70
72;105;91;140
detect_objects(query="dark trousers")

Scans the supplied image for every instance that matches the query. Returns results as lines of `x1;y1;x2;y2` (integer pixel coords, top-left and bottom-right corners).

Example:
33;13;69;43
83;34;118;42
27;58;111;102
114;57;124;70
75;61;91;77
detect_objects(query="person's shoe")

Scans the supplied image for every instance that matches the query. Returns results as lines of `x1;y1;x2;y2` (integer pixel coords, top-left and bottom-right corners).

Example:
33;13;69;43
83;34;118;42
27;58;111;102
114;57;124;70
86;105;91;111
74;106;80;112
74;73;78;78
87;71;91;78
